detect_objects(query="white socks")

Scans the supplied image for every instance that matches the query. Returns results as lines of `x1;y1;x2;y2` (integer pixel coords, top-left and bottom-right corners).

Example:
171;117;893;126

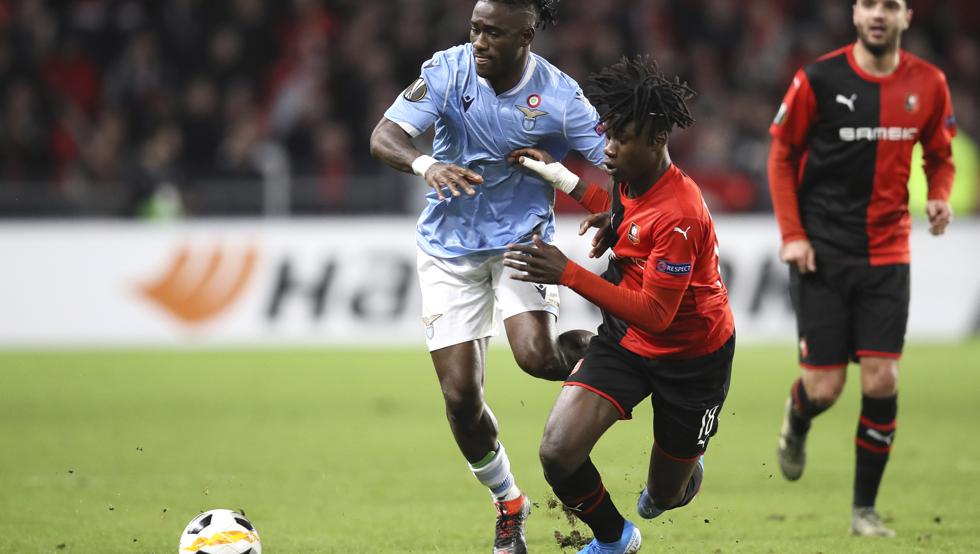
469;443;521;501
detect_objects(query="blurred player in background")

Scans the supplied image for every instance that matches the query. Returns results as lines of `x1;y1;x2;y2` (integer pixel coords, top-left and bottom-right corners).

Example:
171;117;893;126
504;56;735;554
769;0;955;537
369;1;606;552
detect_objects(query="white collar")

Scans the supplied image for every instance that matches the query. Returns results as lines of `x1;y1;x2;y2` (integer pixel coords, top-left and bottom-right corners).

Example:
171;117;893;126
478;54;537;97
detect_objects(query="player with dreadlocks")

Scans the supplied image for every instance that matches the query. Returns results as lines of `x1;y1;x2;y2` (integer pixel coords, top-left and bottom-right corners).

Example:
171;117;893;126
504;56;736;553
370;1;607;552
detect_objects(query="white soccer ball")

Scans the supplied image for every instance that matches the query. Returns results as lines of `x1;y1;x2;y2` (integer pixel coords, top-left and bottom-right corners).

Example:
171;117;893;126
178;509;262;554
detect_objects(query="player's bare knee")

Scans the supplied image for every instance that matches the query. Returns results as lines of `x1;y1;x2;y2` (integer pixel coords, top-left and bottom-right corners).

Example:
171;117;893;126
804;373;845;407
441;385;484;424
808;383;843;407
513;343;563;379
861;358;898;396
539;434;578;481
557;330;592;360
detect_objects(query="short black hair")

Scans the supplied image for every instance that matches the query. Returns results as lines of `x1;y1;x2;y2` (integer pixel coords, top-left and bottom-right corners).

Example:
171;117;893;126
487;0;560;29
585;55;696;142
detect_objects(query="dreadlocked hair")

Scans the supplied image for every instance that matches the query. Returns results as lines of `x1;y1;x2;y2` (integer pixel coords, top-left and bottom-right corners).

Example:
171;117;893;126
585;55;696;142
489;0;560;29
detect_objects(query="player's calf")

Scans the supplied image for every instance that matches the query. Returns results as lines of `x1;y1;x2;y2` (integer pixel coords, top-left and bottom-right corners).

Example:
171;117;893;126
853;393;897;510
441;385;496;457
637;456;703;519
546;458;627;545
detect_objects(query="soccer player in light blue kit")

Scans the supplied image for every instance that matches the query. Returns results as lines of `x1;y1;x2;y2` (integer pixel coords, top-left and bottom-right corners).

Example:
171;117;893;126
369;1;605;552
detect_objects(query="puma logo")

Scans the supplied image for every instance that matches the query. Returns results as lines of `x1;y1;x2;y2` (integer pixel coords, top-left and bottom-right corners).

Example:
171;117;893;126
866;428;894;445
836;93;857;112
673;226;691;240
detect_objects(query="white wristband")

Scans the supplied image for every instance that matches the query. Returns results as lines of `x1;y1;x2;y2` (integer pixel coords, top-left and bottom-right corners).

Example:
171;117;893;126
519;156;579;194
411;155;438;177
552;168;580;195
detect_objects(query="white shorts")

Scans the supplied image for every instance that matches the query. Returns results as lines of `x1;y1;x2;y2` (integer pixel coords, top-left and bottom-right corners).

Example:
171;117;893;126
417;248;560;351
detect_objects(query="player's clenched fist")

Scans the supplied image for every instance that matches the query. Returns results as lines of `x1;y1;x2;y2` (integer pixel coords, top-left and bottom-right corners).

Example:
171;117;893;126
925;199;953;236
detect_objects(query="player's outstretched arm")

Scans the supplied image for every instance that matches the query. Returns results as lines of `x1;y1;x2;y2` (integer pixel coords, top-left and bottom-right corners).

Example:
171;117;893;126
508;148;587;201
370;118;483;200
503;235;682;334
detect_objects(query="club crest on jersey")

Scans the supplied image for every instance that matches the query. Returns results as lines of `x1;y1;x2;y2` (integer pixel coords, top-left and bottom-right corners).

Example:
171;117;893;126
627;222;641;244
905;93;919;113
422;313;443;339
516;96;548;131
594;121;606;136
655;259;692;275
403;78;428;102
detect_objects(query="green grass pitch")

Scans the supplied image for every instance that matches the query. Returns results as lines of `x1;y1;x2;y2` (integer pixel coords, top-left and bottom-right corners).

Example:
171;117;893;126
1;342;978;553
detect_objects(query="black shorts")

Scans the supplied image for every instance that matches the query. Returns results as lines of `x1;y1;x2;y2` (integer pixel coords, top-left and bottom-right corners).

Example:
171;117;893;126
565;333;735;460
789;262;909;368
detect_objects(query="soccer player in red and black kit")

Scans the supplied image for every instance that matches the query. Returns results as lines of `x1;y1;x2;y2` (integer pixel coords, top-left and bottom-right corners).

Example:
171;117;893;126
503;56;735;554
769;0;955;537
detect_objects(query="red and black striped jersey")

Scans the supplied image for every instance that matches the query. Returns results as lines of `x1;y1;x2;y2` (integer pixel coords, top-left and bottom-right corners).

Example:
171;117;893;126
769;44;955;265
562;165;734;359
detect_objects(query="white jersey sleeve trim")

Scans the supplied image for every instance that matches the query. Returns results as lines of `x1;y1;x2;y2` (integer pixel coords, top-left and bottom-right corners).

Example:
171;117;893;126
394;120;422;138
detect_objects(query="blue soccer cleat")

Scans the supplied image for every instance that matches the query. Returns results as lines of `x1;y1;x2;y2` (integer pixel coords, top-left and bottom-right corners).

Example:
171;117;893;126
577;519;641;553
636;486;664;520
637;456;704;519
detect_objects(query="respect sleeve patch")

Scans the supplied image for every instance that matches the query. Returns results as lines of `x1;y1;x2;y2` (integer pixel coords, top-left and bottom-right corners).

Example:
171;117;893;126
655;259;693;275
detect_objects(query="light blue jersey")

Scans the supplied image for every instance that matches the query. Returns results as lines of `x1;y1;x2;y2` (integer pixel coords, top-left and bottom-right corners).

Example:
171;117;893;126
385;43;606;258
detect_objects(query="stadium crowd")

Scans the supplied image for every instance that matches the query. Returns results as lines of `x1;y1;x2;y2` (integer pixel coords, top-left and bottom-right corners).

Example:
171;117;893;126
0;0;977;216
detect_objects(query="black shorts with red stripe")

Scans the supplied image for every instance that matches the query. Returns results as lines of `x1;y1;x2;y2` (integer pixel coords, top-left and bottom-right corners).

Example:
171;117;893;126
565;333;735;460
789;262;909;369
